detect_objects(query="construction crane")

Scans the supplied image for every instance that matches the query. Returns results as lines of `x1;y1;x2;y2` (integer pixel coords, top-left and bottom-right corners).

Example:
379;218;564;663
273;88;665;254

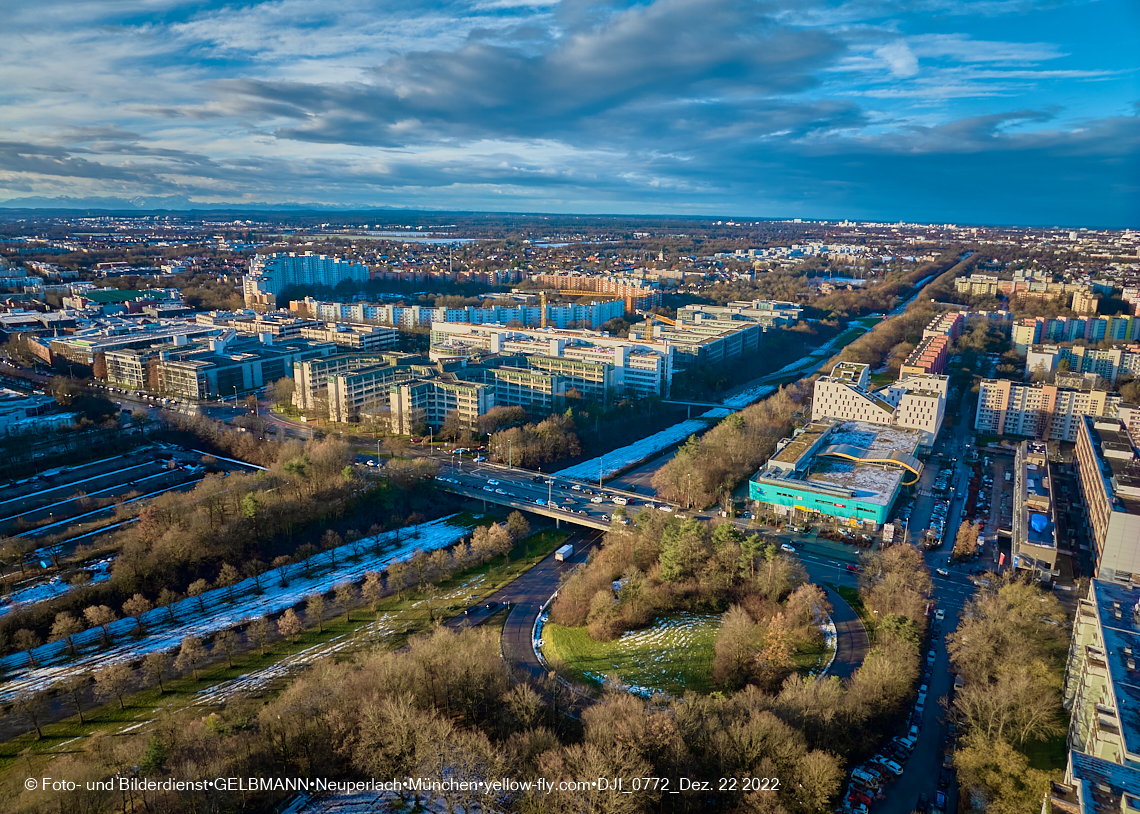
636;310;676;328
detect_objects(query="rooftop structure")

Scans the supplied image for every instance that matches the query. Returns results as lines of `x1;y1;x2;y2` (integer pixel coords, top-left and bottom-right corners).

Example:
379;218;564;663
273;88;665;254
1045;751;1140;814
749;419;924;528
50;321;223;366
1075;417;1140;585
1065;579;1140;769
812;362;946;445
1012;441;1059;580
428;322;673;398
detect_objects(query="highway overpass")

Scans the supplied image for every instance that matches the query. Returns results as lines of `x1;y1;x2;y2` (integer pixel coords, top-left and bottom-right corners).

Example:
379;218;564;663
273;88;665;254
432;459;689;531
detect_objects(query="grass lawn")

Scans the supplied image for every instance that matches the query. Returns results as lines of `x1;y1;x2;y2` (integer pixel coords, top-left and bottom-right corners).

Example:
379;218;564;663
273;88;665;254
869;372;896;386
0;526;569;775
832;583;876;640
792;638;832;675
1019;711;1070;772
542;612;721;696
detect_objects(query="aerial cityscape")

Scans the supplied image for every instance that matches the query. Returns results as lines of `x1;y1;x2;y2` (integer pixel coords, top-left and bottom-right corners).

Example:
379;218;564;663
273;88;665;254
0;1;1138;813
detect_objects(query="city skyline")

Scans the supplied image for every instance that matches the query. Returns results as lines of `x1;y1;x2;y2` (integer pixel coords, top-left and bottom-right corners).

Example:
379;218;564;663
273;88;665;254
1;0;1137;227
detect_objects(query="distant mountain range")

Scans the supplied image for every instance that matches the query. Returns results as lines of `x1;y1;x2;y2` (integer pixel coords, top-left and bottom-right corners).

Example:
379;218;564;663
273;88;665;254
0;195;398;211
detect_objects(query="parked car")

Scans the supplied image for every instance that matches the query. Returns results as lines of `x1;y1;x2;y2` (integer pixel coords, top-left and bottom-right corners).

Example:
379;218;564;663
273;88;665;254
916;793;930;813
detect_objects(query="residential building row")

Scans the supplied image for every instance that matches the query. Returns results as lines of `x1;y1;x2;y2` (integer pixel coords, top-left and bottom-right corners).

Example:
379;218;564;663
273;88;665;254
289;295;626;330
1054;579;1140;812
1027;343;1140;385
293;349;650;429
975;379;1122;442
243;252;370;310
526;273;662;311
1013;316;1140;353
899;334;950;377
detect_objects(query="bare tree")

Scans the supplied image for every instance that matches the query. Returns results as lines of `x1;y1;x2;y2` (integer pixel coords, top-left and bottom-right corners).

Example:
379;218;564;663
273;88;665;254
15;691;48;739
13;629;41;667
156;588;181;623
122;593;154;634
142;651;170;693
94;662;134;710
84;605;118;646
215;562;241;604
174;636;206;680
250;616;271;655
277;609;302;642
48;615;83;660
306;593;326;633
214;629;238;668
335;582;357;622
63;674;90;723
187;578;209;613
362;572;384;618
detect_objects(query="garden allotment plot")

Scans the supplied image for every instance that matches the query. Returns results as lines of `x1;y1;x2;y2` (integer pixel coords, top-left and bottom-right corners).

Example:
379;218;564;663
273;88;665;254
542;612;721;696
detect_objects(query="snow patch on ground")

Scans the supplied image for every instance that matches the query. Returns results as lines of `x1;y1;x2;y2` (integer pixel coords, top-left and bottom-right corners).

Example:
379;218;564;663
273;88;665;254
195;615;397;706
0;518;470;703
555;418;716;480
719;384;775;410
0;558;115;619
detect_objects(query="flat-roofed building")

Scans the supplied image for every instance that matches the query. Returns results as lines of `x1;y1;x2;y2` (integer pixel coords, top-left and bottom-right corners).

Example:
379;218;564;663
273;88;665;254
1075;417;1140;584
1012;440;1060;581
149;332;337;400
1043;751;1140;814
389;377;494;436
299;323;400;352
976;380;1120;442
429;322;674;398
748;419;924;529
1065;579;1140;767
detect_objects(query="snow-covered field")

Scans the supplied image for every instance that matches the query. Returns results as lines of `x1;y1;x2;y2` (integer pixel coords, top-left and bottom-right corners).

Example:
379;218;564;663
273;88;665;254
579;612;721;697
0;518;471;703
555;417;716;480
194;615;398;706
0;558;114;619
719;384;775;409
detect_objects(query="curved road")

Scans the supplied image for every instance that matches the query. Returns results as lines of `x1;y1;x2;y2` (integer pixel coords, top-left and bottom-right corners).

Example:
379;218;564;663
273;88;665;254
449;527;870;687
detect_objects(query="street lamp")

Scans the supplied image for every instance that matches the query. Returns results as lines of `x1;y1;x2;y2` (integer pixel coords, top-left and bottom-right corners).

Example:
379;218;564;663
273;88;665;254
232;386;238;405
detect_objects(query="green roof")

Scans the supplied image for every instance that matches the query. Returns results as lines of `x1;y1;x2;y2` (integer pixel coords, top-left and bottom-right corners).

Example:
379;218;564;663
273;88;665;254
83;290;148;303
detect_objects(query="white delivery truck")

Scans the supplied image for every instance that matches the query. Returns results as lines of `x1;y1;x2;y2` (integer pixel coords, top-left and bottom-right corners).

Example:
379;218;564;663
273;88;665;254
555;544;574;562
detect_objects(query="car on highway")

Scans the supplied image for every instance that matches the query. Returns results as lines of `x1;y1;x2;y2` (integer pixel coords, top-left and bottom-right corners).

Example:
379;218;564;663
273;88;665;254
483;485;494;492
936;567;950;577
612;496;628;505
780;543;796;553
535;498;546;505
845;564;861;572
935;608;945;621
488;479;500;485
658;505;673;512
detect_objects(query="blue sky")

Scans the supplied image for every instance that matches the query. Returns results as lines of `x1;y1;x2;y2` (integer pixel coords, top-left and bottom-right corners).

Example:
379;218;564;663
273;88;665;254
0;0;1136;226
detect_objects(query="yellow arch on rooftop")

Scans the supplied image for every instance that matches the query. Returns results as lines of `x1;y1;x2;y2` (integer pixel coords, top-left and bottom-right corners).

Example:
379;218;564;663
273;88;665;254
817;445;922;486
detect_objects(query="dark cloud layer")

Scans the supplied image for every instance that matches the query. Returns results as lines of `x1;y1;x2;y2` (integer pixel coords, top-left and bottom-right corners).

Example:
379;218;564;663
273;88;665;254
0;0;1135;225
